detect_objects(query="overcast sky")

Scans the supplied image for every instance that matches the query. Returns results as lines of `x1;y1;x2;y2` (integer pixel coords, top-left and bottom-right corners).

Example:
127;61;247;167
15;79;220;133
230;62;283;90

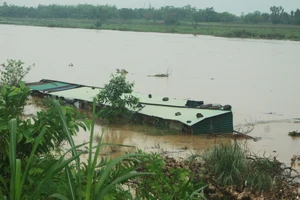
1;0;300;15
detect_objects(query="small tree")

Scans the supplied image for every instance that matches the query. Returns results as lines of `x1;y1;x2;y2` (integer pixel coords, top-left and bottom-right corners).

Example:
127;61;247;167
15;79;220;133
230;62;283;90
0;59;34;86
97;73;139;122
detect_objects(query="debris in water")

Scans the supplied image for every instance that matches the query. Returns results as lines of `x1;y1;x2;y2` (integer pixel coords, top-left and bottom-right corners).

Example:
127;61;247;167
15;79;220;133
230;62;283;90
288;131;300;137
147;69;172;77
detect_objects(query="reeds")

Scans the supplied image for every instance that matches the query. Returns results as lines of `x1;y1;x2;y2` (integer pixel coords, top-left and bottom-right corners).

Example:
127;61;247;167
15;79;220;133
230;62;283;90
203;141;290;192
203;142;247;187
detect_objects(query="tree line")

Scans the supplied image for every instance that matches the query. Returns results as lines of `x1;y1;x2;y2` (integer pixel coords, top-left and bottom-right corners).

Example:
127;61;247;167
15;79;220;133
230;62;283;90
0;2;300;25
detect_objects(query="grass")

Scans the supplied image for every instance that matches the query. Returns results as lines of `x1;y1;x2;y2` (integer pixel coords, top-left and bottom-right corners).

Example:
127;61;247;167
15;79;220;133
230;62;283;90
1;17;300;41
203;142;248;187
202;141;293;193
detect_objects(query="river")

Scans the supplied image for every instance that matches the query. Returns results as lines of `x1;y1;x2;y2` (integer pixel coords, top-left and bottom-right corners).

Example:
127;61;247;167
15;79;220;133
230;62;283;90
1;24;300;166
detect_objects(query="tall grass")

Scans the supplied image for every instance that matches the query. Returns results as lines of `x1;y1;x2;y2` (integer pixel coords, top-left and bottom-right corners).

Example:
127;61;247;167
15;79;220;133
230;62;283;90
247;156;281;191
203;142;248;187
203;141;286;192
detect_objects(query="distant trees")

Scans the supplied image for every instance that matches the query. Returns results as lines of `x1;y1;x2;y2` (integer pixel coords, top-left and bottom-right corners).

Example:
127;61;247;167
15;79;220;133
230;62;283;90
163;7;180;25
0;3;299;25
270;6;285;24
243;11;266;24
119;8;135;20
294;9;300;24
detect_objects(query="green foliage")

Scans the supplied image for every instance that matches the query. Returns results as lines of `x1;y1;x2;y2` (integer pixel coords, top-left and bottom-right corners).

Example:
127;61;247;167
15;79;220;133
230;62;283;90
164;9;180;25
0;59;34;86
1;3;300;25
97;73;139;123
247;156;281;191
95;20;102;27
203;142;286;192
5;117;85;199
0;82;30;182
0;83;90;197
270;6;285;24
0;83;205;199
1;98;152;199
131;150;207;200
203;142;248;187
1;3;300;30
0;82;29;121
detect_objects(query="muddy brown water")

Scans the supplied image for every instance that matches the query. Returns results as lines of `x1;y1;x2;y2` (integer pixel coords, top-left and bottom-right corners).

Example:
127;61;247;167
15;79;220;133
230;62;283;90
1;24;300;168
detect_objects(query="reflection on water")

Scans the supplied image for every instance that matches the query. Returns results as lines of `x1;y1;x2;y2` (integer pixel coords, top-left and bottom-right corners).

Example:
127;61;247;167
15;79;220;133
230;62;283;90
1;24;300;168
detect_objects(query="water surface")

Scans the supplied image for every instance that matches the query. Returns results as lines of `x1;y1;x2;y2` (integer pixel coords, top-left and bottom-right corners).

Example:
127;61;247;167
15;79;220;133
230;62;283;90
1;24;300;166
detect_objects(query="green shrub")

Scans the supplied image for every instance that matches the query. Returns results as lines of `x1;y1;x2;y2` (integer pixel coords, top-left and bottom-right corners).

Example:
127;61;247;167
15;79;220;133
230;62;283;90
0;99;151;199
203;142;248;187
0;59;34;86
132;151;207;200
203;142;284;192
0;83;90;197
247;156;280;191
97;73;139;123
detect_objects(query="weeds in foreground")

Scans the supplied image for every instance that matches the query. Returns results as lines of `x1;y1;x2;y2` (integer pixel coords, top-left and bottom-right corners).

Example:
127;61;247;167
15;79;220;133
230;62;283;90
1;95;207;199
203;142;247;188
202;141;300;194
1;98;151;199
130;151;207;200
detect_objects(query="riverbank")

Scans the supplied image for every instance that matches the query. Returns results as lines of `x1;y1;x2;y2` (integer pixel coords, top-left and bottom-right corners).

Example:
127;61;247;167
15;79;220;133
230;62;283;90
1;17;300;41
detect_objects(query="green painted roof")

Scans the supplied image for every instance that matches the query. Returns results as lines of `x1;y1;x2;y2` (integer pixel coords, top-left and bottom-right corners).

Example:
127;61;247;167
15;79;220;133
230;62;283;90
50;87;100;101
48;86;230;127
138;105;231;126
132;92;187;107
29;82;69;91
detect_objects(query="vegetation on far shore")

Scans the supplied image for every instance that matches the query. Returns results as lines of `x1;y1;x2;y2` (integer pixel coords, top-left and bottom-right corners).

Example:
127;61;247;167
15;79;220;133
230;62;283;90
0;3;300;40
1;17;300;41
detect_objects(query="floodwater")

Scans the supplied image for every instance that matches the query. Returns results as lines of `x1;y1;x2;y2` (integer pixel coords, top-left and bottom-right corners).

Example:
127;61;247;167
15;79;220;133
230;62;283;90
1;24;300;167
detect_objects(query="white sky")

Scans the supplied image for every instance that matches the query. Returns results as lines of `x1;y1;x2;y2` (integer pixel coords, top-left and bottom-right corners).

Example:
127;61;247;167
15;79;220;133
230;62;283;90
1;0;300;15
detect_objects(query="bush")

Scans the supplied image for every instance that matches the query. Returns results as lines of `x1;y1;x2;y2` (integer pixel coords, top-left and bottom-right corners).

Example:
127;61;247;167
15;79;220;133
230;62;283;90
97;73;139;123
131;150;207;199
0;84;90;197
202;141;294;193
203;142;248;187
0;99;150;199
0;59;34;86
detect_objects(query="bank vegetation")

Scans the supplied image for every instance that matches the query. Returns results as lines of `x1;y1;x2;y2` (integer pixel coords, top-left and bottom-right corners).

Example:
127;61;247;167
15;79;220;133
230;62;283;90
1;3;300;40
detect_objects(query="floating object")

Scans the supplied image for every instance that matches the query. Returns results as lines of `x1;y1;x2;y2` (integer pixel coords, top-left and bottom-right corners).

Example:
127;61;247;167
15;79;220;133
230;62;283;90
288;131;300;137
